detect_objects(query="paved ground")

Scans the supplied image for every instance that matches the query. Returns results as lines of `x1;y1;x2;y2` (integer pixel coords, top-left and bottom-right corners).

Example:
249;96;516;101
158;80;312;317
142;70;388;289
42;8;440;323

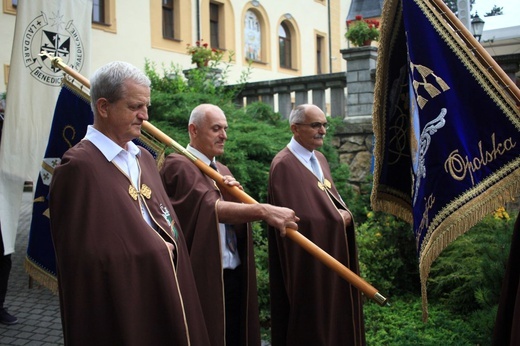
0;191;63;346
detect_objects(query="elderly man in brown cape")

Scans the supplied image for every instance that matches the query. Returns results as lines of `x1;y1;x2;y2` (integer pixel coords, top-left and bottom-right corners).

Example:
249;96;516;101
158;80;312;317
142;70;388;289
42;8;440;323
267;104;366;345
50;61;209;346
160;103;299;346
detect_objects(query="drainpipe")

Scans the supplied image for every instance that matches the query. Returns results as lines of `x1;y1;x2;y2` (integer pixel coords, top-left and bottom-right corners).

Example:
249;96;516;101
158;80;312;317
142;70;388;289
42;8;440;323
328;0;333;73
196;0;201;40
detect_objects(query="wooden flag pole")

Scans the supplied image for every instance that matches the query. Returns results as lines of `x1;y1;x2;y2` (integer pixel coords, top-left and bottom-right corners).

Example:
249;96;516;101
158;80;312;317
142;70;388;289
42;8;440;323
47;54;389;307
143;121;389;307
430;0;520;105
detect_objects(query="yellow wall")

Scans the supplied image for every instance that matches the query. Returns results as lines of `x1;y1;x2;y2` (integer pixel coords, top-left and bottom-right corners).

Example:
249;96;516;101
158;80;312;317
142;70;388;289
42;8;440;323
0;0;356;94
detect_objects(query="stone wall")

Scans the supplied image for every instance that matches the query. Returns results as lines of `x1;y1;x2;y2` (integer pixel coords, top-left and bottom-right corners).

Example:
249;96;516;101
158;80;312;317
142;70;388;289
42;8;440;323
333;116;374;193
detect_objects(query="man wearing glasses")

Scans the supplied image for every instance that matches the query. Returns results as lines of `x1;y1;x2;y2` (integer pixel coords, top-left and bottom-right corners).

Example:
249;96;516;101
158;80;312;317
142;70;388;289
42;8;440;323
267;104;366;346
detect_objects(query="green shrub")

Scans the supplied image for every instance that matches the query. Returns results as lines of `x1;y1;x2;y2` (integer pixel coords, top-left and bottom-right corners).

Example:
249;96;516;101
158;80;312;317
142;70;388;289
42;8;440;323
251;221;271;341
364;295;480;345
428;213;515;313
356;212;420;297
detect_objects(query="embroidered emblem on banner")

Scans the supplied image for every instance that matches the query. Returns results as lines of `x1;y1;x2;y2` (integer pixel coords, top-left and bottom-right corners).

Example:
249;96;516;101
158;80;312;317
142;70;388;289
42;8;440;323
22;10;86;87
410;62;450;109
412;108;447;205
40;158;61;186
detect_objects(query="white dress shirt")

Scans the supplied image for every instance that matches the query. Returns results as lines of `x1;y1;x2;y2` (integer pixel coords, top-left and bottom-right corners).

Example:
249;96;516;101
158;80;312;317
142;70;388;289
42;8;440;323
287;137;324;181
84;125;154;227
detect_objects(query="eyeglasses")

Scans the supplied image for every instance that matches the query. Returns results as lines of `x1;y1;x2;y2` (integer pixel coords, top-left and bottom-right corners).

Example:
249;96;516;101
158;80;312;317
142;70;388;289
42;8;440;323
295;122;329;130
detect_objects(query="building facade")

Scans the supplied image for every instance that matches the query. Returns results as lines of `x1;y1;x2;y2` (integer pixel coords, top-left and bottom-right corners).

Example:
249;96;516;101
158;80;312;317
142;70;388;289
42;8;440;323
1;0;353;94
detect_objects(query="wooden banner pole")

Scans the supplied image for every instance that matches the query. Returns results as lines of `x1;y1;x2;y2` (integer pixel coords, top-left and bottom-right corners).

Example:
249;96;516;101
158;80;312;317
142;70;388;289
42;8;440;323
47;54;389;306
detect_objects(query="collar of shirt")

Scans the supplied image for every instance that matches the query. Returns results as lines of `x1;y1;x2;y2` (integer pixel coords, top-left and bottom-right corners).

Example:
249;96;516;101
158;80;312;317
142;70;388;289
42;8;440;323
287;137;314;166
186;144;215;167
84;125;141;161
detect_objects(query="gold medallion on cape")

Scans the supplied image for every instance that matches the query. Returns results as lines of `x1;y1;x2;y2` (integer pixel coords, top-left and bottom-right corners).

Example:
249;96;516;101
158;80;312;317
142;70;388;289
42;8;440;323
129;184;152;200
318;178;332;191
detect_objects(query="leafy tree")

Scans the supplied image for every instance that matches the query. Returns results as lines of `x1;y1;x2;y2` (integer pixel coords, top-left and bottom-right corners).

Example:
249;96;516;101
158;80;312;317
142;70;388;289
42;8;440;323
484;5;503;17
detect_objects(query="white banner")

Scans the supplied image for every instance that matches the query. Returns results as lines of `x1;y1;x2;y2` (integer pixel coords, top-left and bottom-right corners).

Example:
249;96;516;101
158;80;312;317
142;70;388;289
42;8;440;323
0;0;91;254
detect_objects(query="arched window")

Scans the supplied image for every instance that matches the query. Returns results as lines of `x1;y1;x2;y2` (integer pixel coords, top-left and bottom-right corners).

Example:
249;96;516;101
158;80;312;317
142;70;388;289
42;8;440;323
92;0;105;24
162;0;175;39
244;10;261;61
279;22;291;68
209;2;221;48
91;0;117;33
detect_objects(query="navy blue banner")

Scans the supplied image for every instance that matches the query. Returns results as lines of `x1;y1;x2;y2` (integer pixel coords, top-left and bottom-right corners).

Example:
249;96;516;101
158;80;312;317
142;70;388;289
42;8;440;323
25;82;93;291
372;0;520;319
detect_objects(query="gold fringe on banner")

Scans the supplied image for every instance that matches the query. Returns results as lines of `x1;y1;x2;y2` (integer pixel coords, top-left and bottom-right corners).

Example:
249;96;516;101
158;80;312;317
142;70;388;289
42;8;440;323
62;76;90;102
419;167;520;321
24;257;58;294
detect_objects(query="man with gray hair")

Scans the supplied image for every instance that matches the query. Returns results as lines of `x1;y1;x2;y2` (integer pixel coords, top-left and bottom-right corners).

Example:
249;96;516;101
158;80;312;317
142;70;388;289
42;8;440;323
160;103;299;346
267;104;366;345
50;61;209;345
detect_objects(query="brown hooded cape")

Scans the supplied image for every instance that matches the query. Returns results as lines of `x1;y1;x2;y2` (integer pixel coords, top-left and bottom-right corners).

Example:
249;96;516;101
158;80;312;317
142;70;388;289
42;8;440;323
50;140;209;346
493;211;520;346
267;147;365;346
160;153;261;346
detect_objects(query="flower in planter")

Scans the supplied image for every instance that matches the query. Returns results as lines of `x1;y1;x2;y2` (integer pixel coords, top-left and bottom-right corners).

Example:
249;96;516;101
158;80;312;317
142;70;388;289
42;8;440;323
186;39;224;68
345;15;380;47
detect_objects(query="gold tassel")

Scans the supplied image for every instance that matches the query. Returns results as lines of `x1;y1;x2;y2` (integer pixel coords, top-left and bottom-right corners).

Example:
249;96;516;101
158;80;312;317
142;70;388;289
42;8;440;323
24;258;58;295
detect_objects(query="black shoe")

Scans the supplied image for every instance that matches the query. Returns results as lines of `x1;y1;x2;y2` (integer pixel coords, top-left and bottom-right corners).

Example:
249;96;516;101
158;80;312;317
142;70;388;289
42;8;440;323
0;308;18;325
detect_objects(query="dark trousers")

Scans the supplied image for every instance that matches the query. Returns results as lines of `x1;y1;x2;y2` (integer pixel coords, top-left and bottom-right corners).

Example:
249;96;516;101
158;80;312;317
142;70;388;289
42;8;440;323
0;228;11;309
224;267;242;346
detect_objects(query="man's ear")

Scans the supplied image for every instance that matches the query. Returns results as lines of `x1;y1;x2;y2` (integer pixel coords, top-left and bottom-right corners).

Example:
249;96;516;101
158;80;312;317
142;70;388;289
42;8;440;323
290;123;298;135
188;123;197;137
96;98;109;118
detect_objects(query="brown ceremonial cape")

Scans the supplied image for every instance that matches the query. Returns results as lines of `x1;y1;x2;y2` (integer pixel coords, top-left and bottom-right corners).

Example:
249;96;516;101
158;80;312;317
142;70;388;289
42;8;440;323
492;210;520;346
267;147;366;346
49;140;210;346
160;153;261;346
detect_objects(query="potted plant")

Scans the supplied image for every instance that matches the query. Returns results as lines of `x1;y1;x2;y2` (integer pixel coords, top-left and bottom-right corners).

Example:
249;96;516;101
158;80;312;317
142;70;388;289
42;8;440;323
186;39;223;68
345;15;380;47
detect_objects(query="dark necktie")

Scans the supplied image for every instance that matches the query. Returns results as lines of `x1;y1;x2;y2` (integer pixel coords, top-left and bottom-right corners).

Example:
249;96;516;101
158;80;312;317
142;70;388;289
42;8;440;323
209;161;237;253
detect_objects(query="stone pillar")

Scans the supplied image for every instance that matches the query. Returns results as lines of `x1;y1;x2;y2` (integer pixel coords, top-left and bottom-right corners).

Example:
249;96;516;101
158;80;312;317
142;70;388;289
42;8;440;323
291;82;308;106
259;93;275;109
275;86;292;119
456;0;471;30
310;86;326;113
328;81;347;118
341;46;378;119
